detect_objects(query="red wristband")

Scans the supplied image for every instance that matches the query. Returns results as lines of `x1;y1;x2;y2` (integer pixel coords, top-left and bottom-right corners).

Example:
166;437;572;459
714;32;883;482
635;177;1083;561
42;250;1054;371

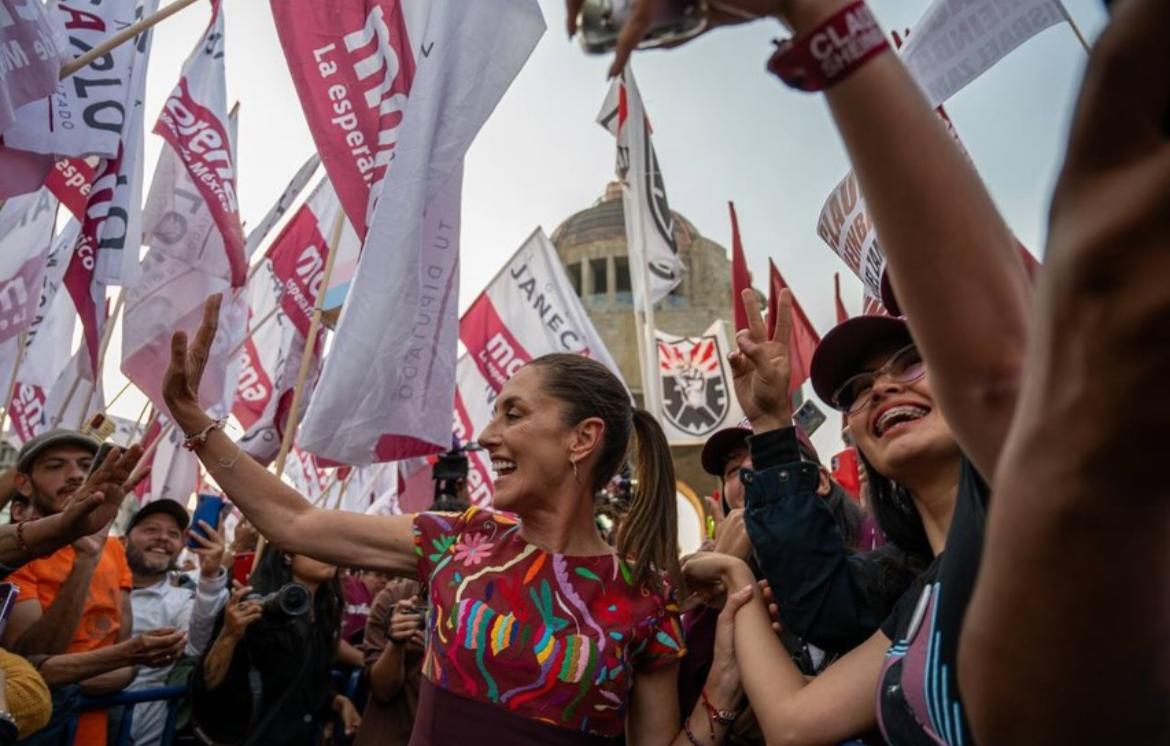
767;1;890;92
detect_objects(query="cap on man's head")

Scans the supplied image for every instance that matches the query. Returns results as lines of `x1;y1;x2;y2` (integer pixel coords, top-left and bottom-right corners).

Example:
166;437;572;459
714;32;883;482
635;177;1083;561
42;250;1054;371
16;429;99;474
128;499;190;534
701;419;822;477
810;315;913;408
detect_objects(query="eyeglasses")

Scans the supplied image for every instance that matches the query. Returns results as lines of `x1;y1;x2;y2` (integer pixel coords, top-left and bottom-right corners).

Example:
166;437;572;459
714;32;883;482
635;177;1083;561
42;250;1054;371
830;344;926;415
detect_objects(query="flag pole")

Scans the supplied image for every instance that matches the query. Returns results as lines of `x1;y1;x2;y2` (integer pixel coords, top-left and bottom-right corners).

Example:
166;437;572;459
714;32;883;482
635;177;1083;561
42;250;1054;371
1057;2;1092;54
0;332;30;434
78;289;126;427
228;305;280;358
59;0;202;80
253;211;344;572
271;210;343;478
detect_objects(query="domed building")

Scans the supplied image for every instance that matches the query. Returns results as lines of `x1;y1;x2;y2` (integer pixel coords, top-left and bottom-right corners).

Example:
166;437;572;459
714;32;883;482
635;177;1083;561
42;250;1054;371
550;182;734;499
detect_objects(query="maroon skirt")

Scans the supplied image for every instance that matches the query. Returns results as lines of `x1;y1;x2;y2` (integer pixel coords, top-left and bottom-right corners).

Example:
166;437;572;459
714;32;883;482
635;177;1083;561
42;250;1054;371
409;679;623;746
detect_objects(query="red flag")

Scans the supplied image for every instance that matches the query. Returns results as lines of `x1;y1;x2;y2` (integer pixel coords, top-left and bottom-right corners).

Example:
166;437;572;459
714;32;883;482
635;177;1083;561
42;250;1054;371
728;202;752;332
766;261;820;395
834;273;849;324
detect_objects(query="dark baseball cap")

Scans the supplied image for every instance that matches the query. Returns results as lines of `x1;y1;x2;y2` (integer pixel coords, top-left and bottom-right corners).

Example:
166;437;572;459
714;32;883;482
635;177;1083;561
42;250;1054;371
810;315;913;407
128;499;190;533
701;419;821;477
16;429;99;474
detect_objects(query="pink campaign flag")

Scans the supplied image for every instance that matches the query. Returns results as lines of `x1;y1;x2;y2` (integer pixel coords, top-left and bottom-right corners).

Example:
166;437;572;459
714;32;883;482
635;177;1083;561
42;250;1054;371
231;179;355;465
270;0;421;240
122;2;247;416
453;228;623;505
0;0;66;134
151;0;245;286
297;0;545;465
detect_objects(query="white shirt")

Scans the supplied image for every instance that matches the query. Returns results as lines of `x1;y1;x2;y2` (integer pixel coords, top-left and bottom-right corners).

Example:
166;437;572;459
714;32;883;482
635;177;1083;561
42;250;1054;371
126;569;230;745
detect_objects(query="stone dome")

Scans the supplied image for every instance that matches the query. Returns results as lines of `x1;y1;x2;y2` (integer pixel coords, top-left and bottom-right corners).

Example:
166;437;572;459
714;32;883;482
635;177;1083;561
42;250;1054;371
550;181;701;254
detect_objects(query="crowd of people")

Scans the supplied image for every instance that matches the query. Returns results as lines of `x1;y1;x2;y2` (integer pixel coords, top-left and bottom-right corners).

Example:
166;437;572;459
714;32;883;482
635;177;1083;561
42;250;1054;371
0;0;1163;743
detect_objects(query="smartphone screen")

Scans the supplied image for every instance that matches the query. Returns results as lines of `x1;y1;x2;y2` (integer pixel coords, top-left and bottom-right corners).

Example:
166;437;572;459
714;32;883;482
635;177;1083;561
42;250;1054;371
187;494;224;549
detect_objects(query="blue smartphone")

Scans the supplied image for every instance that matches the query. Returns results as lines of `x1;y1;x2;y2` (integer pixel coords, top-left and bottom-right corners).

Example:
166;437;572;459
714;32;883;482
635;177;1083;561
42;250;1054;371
188;494;224;549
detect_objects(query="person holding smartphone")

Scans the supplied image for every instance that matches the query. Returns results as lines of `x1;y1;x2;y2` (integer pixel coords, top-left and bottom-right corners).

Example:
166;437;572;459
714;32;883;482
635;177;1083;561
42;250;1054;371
355;579;424;746
122;499;230;745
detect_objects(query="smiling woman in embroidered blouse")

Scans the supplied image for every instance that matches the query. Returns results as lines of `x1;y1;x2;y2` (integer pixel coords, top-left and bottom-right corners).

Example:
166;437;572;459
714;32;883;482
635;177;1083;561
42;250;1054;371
161;298;748;746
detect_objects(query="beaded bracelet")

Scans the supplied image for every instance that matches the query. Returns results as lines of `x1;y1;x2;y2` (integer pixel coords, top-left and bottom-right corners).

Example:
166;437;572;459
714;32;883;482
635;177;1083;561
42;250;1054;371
183;418;226;451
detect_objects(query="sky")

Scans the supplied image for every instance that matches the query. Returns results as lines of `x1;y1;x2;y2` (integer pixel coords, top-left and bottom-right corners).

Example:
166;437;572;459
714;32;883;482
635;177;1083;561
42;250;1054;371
97;0;1110;461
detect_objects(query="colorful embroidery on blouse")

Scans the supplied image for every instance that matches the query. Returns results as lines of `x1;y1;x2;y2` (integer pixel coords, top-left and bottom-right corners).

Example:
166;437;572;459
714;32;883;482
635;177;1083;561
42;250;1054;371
413;507;685;737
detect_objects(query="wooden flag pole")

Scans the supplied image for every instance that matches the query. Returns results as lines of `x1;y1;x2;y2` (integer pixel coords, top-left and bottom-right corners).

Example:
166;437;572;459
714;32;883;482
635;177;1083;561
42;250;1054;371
332;470;355;511
253;210;344;572
270;210;343;478
59;0;202;80
77;289;126;428
228;305;279;358
0;332;30;434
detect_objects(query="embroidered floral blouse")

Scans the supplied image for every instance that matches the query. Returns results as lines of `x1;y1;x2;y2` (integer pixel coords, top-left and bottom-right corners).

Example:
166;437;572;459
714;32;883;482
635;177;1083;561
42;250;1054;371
413;507;686;737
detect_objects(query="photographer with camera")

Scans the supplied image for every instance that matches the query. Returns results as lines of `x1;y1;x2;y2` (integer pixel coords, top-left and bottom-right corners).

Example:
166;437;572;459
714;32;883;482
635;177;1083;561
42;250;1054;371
353;579;423;746
190;549;360;745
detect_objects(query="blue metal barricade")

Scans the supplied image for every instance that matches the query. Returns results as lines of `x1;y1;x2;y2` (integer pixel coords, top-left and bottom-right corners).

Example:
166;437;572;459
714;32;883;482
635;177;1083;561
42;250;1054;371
68;686;188;746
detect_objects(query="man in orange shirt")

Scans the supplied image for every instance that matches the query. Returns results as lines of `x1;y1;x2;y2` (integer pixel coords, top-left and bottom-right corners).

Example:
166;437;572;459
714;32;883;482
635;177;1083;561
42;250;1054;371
2;430;182;746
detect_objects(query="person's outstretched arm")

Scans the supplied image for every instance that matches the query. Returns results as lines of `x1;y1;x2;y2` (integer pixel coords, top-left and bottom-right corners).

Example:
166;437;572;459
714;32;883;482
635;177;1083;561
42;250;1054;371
960;1;1170;743
163;297;416;577
587;0;1032;479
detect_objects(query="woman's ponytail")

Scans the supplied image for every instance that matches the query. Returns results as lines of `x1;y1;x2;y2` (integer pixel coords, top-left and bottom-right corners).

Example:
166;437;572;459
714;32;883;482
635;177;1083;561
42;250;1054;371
617;409;681;595
529;354;681;592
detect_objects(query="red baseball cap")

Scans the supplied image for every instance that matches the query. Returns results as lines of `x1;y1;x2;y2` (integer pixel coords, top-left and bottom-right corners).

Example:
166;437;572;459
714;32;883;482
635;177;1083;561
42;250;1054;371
810;315;913;408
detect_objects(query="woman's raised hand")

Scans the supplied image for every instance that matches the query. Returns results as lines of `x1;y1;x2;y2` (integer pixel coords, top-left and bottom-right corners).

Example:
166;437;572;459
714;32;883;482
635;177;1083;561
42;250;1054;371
729;288;794;432
162;294;221;431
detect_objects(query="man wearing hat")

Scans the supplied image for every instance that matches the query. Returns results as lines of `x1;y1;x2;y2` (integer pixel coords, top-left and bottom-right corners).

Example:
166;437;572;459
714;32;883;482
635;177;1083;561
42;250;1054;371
2;429;139;746
700;421;860;556
123;498;231;745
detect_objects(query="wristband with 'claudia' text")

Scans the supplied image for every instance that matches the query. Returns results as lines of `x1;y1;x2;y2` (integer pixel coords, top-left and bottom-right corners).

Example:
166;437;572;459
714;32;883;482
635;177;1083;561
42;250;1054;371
767;1;890;92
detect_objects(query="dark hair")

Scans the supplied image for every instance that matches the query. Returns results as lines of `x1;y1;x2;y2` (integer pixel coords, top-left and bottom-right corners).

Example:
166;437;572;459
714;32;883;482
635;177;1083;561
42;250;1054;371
528;354;680;593
251;548;344;653
857;451;934;563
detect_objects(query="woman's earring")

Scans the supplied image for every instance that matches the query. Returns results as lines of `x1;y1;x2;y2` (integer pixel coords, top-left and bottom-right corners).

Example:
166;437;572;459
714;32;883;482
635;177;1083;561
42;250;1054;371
570;458;581;485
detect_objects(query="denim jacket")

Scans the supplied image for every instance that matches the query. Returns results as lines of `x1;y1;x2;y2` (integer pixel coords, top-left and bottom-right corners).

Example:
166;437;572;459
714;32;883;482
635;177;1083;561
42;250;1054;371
743;427;916;653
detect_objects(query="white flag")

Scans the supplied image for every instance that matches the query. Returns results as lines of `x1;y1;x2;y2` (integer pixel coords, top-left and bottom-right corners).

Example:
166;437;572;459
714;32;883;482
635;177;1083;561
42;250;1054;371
124;14;246;416
0;189;59;343
5;221;81;445
454;228;623;505
299;1;545;465
139;419;198;506
902;0;1068;107
4;0;142;159
597;68;685;305
43;347;104;432
0;0;66;135
243;153;320;258
818;0;1066;298
655;320;745;446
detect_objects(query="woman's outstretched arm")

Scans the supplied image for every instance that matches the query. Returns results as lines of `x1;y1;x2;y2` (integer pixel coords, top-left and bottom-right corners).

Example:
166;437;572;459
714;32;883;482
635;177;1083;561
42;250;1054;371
164;297;417;576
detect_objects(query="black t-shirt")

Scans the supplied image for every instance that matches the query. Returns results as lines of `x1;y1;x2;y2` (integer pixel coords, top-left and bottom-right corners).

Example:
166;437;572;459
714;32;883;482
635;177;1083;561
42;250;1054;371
877;458;988;745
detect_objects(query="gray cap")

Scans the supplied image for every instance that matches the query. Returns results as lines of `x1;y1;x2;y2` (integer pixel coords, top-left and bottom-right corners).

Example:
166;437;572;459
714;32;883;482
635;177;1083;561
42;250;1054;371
16;429;99;474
